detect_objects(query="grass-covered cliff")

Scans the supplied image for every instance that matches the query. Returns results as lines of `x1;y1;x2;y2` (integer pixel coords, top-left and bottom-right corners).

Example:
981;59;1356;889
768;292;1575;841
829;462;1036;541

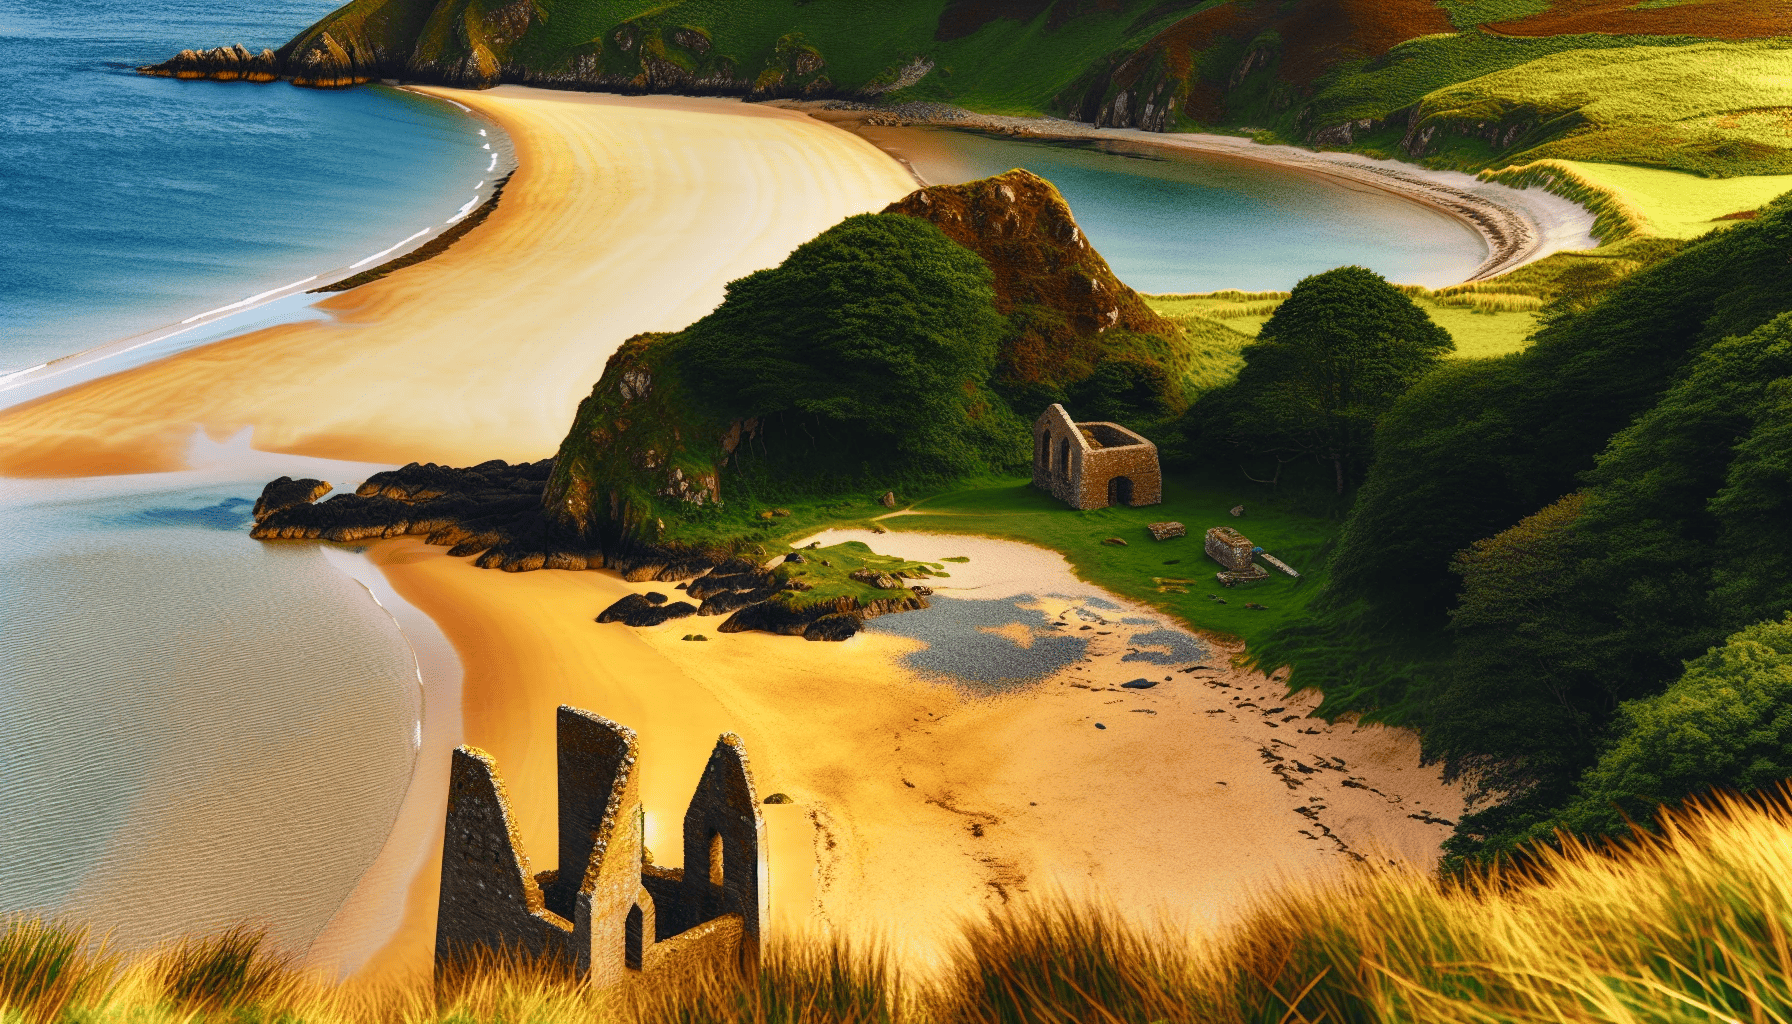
145;0;1791;177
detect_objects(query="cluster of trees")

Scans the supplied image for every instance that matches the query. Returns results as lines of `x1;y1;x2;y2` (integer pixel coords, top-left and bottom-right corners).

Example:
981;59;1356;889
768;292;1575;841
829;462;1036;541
1187;195;1792;862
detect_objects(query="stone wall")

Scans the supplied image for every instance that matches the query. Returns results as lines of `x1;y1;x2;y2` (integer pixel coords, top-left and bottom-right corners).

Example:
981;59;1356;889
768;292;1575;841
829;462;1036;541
680;735;770;946
1031;403;1162;510
435;708;765;986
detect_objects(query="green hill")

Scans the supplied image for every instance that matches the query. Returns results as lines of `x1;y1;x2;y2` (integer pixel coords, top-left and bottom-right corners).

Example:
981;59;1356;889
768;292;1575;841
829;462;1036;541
142;0;1791;176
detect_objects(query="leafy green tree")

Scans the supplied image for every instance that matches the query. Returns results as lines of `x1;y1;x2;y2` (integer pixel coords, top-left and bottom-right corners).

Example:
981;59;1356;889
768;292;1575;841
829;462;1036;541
1554;614;1792;838
1229;266;1452;494
676;213;1014;477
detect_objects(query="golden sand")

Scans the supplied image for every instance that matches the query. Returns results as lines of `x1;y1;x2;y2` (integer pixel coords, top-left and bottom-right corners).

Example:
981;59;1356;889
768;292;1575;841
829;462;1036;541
340;531;1462;980
0;87;916;477
0;85;1464;981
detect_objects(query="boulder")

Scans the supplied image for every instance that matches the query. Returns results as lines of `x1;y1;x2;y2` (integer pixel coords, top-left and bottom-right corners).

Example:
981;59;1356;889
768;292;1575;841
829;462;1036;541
879;491;897;507
803;613;861;642
1147;521;1185;541
849;569;905;590
597;594;696;626
253;476;331;523
1121;678;1158;689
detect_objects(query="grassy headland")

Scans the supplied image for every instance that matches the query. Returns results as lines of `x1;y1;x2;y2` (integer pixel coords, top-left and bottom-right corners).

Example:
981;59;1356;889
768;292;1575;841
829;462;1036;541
149;1;1790;181
8;790;1792;1022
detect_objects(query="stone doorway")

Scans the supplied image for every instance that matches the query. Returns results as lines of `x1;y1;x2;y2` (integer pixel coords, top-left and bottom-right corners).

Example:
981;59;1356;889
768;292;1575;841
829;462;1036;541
1108;476;1134;506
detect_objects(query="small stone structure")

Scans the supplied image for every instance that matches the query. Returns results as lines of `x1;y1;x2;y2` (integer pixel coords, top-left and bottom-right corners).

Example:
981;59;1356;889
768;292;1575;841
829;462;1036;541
1031;404;1162;510
1205;526;1268;586
1147;521;1185;541
1205;526;1254;570
436;706;767;986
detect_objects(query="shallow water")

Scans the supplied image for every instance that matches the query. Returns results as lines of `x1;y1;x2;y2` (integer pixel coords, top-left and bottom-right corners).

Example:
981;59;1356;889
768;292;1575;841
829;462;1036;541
0;0;492;372
869;127;1491;292
0;458;425;954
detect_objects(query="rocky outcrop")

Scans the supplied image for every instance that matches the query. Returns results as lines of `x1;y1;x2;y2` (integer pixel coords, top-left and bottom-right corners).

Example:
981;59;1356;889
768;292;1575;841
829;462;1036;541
253;477;331;523
138;44;281;83
592;557;930;641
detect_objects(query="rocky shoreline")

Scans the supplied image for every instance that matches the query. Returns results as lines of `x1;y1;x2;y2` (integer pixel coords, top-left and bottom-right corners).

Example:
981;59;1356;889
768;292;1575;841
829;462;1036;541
249;463;927;640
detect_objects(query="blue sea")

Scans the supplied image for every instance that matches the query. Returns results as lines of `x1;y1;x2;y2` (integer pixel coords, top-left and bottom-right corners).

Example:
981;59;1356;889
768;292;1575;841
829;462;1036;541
0;0;492;372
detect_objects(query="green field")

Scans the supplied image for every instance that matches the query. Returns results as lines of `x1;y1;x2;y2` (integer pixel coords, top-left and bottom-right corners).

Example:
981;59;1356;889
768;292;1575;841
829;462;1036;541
889;477;1338;652
1142;291;1539;359
1552;159;1792;236
1410;39;1792;177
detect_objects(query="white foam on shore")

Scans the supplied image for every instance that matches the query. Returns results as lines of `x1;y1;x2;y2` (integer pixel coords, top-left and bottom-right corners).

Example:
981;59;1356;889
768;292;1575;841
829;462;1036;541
180;276;318;324
350;228;431;269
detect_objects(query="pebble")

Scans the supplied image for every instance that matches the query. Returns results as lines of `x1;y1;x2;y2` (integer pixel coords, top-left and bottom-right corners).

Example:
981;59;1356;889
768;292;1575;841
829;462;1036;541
1094;722;1106;729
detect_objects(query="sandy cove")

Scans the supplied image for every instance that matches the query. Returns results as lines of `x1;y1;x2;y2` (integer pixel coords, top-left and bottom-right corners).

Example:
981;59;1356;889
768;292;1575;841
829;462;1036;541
793;103;1596;281
0;84;1465;979
339;529;1462;980
0;87;917;477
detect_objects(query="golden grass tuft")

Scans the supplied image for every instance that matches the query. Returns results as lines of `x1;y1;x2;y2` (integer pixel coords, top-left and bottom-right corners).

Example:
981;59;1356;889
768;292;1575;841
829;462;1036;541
7;790;1792;1022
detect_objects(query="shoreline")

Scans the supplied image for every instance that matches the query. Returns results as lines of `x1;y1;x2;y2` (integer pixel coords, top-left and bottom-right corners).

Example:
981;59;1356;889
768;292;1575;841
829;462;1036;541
350;528;1463;977
788;102;1598;282
0;90;517;407
2;84;1471;979
0;87;918;478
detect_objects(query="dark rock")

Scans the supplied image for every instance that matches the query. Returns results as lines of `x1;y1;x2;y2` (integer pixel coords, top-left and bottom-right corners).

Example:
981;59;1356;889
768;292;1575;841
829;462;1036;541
911;585;933;597
803;613;861;641
1094;722;1106;729
597;594;697;626
879;490;897;507
697;585;783;616
644;592;667;605
1121;678;1158;689
784;552;807;563
253;476;332;523
763;792;794;804
849;569;905;590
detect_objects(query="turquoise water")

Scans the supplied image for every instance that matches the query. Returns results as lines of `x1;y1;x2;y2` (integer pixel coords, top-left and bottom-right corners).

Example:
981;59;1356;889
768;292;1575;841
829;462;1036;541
0;0;492;372
882;129;1490;292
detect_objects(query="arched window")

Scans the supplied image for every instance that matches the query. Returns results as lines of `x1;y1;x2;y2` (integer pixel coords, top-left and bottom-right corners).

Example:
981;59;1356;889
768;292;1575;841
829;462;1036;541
709;832;725;888
625;904;645;969
1035;431;1046;470
1058;439;1072;480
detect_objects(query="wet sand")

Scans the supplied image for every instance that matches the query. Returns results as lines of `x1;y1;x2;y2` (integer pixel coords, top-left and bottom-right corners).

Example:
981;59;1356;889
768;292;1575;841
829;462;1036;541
0;87;916;478
350;531;1462;979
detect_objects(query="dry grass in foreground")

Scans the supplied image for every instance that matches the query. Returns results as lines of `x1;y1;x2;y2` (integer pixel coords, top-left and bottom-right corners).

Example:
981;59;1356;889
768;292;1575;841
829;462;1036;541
7;790;1792;1023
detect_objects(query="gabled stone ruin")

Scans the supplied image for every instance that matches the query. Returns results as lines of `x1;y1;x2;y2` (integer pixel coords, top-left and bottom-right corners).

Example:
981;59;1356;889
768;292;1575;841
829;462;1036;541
435;707;767;985
1031;403;1162;510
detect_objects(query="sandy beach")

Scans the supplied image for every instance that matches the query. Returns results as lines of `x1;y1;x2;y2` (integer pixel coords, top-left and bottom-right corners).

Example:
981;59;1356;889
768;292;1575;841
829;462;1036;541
0;87;916;477
348;531;1462;979
1;83;1469;981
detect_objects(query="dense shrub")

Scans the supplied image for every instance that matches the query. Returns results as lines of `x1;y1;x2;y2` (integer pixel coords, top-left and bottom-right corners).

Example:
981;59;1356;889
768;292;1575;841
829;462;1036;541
678;213;1016;481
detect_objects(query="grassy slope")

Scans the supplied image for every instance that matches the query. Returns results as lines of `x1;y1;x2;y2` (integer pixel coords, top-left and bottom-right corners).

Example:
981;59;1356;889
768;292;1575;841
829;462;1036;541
10;792;1792;1024
1553;160;1792;236
507;0;1195;115
1412;39;1792;177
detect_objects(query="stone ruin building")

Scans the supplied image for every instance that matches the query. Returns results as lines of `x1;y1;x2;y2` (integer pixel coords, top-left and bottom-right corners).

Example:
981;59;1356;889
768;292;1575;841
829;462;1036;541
1031;403;1162;510
436;706;767;986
